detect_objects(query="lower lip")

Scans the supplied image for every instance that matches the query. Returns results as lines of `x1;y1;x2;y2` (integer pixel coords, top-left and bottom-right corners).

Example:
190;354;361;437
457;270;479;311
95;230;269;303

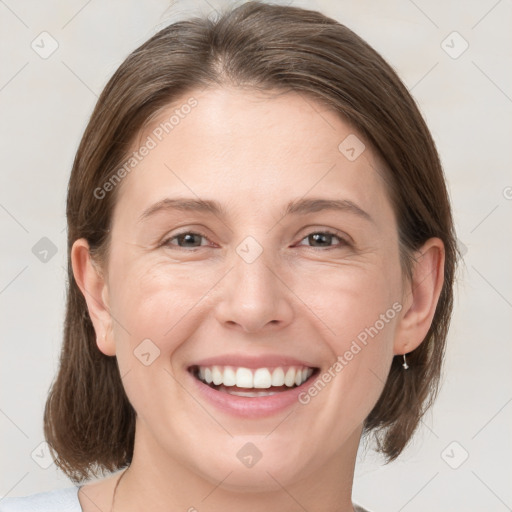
187;370;317;418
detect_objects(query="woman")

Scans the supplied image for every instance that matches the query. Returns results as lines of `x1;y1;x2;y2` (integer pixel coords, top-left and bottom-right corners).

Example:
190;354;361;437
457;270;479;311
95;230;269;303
0;2;457;511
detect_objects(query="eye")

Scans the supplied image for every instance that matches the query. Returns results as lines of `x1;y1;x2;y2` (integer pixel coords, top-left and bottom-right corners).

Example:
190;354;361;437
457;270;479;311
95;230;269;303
161;229;350;251
163;231;211;249
296;230;350;249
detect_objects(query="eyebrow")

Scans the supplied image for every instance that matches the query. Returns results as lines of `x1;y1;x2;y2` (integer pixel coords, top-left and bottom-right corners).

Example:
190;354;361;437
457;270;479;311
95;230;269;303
138;197;374;224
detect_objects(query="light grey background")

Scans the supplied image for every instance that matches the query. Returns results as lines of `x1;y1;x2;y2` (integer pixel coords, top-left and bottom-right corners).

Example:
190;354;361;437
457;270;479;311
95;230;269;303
1;0;511;510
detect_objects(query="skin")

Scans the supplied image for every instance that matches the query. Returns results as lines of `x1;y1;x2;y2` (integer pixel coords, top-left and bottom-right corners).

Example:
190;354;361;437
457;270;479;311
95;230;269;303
72;87;445;512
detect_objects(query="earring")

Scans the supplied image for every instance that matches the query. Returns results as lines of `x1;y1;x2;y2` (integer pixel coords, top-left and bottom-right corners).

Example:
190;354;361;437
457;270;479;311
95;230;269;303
402;354;409;370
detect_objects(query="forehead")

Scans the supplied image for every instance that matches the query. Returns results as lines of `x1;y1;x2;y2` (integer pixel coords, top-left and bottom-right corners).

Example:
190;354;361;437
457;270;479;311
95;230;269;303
113;87;394;225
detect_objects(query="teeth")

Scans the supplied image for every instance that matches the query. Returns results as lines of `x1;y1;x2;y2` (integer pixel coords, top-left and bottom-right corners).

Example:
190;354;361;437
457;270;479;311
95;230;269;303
212;366;223;385
253;368;272;389
194;365;314;389
223;388;279;397
271;367;285;386
223;366;236;386
284;368;296;387
236;368;253;388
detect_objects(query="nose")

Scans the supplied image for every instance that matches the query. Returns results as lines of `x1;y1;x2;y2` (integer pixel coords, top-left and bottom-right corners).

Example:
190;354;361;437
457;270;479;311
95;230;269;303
214;247;294;334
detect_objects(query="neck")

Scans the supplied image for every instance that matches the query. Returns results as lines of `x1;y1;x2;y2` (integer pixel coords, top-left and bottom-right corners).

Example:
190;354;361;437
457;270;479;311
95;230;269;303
113;421;362;512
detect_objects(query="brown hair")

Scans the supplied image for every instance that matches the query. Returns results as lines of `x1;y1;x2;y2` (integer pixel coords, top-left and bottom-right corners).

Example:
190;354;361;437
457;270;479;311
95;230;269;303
44;1;458;483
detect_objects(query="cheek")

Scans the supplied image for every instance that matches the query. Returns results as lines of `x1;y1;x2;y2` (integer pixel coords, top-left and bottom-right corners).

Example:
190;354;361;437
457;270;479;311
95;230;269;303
295;259;401;348
293;259;402;418
108;259;220;358
106;260;215;422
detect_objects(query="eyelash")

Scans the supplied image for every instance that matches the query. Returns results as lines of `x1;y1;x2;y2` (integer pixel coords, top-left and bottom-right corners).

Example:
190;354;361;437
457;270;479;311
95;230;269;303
161;229;351;251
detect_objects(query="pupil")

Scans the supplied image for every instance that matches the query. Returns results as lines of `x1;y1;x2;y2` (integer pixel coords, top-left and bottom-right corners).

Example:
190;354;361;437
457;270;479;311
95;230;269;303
180;233;199;246
311;233;330;246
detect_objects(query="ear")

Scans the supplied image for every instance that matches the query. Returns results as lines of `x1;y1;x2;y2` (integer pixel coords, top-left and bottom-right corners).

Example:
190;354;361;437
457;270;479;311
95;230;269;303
71;238;116;356
394;237;445;355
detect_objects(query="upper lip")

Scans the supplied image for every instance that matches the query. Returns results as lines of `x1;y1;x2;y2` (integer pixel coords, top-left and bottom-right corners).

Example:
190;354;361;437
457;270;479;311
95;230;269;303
188;354;319;370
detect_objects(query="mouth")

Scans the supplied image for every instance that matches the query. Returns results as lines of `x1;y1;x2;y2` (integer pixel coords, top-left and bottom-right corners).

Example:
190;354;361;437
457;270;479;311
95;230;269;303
188;364;319;397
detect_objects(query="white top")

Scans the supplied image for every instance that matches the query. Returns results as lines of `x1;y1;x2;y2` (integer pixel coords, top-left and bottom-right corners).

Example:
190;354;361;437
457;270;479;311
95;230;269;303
0;486;371;511
0;486;82;512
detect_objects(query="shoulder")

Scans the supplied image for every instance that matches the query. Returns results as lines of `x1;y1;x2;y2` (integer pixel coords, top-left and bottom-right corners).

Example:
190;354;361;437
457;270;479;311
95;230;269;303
0;486;82;512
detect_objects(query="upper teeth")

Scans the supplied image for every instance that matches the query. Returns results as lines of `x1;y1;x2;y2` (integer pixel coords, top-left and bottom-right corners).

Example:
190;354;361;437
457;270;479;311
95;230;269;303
196;366;313;389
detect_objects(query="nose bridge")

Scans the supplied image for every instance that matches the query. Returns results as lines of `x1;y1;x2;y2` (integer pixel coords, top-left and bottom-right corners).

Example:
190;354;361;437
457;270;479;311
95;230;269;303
234;238;274;293
232;235;279;307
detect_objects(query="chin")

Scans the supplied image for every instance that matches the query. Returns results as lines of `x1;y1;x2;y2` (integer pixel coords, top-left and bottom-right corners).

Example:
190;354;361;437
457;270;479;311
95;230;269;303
186;436;314;492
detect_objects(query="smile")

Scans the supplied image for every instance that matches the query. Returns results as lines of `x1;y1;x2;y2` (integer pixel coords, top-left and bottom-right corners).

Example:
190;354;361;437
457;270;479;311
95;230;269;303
190;365;316;397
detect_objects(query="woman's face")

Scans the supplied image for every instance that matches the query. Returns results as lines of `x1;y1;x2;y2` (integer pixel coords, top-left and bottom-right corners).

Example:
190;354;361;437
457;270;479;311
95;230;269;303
93;87;408;489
